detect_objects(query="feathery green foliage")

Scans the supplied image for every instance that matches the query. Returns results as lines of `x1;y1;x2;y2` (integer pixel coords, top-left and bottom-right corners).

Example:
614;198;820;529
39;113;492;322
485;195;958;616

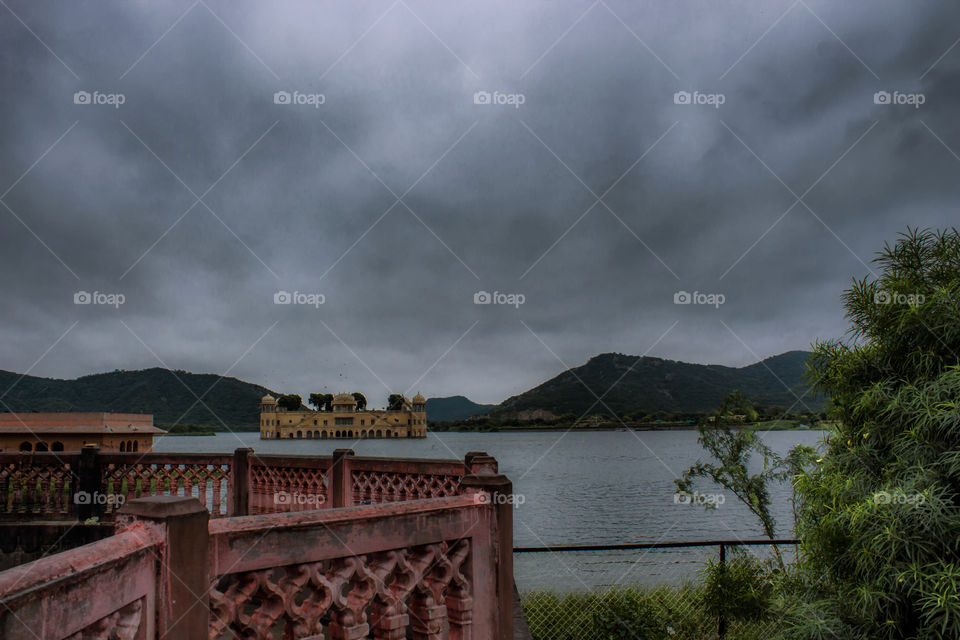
790;228;960;639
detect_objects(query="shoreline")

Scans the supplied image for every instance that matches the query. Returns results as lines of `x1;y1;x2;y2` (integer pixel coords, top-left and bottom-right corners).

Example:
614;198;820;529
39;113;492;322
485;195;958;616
159;423;826;436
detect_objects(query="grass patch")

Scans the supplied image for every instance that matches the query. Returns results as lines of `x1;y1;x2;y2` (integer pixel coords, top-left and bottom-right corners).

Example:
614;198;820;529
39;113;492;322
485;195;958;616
520;583;780;640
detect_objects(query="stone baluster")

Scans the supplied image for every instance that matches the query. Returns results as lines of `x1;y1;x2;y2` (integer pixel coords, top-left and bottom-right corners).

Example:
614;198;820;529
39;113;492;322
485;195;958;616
117;496;209;639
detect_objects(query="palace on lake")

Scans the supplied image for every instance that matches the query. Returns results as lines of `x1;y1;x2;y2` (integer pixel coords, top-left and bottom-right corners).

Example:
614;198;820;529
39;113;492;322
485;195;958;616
259;392;427;440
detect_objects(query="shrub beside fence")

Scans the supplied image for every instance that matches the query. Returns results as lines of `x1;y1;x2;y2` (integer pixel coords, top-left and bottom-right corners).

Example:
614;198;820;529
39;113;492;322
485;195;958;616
515;540;798;640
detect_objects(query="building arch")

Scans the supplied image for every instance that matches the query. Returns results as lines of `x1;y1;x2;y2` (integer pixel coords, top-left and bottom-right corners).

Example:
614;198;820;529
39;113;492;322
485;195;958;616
296;430;302;439
120;441;126;452
36;442;49;452
132;441;138;452
321;431;327;439
52;441;64;452
19;441;32;452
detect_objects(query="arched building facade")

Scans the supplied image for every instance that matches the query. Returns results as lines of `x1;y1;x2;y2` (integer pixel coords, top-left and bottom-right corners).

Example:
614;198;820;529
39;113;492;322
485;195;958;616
259;393;428;440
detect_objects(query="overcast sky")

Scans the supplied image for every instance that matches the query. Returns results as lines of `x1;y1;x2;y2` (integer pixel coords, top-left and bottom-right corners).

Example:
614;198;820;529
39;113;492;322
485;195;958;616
1;0;958;405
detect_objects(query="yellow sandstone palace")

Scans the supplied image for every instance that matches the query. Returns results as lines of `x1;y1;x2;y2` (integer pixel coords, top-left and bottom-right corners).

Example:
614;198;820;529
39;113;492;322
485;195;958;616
259;393;427;440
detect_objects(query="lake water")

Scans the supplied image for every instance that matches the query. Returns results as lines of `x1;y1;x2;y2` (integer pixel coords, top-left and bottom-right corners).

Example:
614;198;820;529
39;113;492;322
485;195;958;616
156;429;824;591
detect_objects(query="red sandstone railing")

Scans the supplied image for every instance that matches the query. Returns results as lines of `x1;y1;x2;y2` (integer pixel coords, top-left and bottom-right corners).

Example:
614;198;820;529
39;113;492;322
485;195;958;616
0;448;497;522
0;462;516;639
0;522;162;639
0;452;79;518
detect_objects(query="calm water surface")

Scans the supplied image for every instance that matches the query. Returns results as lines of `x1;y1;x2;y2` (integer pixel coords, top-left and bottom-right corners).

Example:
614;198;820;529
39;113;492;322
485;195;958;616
156;429;824;590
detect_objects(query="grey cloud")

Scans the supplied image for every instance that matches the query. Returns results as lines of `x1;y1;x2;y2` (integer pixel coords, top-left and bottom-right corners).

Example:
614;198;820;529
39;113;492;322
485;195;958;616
1;0;959;405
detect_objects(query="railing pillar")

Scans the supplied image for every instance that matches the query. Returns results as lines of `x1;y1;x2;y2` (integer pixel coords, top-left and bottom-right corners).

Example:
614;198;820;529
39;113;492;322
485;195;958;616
231;448;252;516
76;445;103;521
464;451;498;474
461;473;513;640
331;449;355;508
118;496;209;639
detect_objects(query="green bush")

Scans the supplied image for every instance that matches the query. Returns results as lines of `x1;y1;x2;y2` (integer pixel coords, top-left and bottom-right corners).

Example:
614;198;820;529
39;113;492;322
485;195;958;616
701;551;776;623
790;228;960;639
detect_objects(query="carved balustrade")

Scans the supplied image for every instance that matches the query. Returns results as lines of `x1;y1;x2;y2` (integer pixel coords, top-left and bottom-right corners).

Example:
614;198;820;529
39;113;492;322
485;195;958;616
0;448;494;523
0;459;516;640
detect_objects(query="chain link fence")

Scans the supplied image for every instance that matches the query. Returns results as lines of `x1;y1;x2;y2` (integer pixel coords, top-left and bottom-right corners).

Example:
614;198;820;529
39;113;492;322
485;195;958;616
515;541;797;640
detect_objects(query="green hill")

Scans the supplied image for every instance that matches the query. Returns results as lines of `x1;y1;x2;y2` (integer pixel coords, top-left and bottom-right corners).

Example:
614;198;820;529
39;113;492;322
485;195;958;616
0;368;277;430
425;396;495;421
0;350;821;430
493;350;822;417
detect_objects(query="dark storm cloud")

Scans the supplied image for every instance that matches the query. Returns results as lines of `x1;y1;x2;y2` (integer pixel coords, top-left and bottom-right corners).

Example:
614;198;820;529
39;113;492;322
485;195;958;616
1;0;959;405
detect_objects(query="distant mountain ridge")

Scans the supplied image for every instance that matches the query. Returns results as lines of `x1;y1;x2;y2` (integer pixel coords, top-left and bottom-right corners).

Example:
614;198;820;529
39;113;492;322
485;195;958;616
0;368;276;429
425;396;496;422
493;350;821;417
0;350;819;429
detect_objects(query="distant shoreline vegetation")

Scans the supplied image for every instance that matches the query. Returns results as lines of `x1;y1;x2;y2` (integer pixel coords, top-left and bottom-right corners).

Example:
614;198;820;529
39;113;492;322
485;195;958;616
158;423;218;436
428;412;830;433
158;415;831;435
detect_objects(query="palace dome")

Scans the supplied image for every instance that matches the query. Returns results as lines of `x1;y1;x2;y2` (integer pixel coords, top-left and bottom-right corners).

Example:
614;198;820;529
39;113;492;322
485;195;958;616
261;394;277;403
412;393;426;404
332;393;357;405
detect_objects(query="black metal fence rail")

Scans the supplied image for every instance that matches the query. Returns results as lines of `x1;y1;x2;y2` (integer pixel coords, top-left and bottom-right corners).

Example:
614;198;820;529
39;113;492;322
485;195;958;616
514;538;798;553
